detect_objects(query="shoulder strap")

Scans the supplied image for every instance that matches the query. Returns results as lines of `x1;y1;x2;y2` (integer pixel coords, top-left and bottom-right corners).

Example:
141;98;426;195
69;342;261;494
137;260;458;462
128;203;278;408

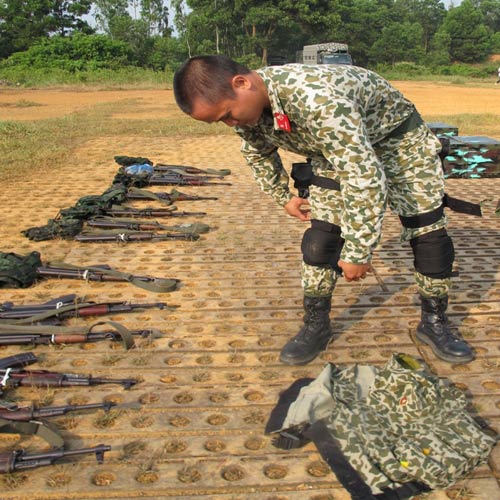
0;418;64;449
45;261;178;293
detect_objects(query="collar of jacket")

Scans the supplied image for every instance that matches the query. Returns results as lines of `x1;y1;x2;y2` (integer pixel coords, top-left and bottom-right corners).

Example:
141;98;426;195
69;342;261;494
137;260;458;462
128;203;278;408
256;69;291;133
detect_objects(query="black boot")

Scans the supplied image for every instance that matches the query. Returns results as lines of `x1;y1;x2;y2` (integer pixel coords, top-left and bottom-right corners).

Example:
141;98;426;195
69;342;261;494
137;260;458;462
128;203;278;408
280;295;333;366
416;295;474;363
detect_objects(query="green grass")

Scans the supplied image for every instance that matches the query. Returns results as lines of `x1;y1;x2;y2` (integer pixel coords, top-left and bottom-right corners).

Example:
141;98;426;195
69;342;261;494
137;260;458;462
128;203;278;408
0;98;230;182
424;113;500;137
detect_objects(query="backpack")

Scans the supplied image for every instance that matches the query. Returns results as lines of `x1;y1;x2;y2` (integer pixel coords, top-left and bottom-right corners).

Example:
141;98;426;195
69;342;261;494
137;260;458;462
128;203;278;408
265;353;497;500
0;251;42;288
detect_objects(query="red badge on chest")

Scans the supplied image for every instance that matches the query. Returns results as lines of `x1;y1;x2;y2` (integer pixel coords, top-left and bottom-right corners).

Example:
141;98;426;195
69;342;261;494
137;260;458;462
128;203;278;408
274;112;291;132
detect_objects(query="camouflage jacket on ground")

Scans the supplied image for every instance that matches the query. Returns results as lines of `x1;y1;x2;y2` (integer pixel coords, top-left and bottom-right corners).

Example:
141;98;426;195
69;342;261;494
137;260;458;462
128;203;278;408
265;354;497;498
234;64;417;263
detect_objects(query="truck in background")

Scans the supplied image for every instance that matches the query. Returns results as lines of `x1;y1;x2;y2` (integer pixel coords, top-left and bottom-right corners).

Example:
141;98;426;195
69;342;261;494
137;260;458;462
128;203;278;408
296;42;353;65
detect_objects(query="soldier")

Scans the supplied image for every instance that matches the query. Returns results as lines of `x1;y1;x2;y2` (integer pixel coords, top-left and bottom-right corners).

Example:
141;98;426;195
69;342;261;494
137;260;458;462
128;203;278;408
173;55;474;366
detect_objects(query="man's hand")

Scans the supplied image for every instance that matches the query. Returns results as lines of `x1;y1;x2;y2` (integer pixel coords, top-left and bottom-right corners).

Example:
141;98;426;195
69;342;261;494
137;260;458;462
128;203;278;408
338;261;372;281
284;196;310;221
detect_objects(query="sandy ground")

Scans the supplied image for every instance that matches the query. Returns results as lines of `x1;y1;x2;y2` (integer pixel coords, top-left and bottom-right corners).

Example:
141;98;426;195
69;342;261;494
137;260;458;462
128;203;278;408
0;82;498;499
1;81;500;122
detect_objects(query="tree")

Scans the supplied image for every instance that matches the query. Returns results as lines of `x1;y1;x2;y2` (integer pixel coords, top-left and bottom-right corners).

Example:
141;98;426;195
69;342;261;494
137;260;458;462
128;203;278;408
330;0;394;67
369;21;425;64
440;0;490;62
0;0;93;58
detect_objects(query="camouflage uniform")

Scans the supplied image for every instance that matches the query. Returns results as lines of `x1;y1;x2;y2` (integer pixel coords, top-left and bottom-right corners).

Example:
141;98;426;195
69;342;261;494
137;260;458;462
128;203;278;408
235;64;449;298
266;354;496;496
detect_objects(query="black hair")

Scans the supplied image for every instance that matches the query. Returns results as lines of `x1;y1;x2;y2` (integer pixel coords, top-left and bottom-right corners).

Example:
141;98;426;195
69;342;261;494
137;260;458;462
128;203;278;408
173;55;251;114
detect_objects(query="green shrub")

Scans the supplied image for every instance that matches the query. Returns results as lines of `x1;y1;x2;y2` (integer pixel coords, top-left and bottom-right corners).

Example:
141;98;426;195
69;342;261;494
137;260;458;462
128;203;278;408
1;34;135;72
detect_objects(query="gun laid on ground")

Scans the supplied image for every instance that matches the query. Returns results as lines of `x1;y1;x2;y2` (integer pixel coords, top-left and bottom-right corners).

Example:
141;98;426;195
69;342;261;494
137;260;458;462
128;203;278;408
34;264;180;293
84;218;208;238
104;207;206;218
148;174;231;186
153;164;231;177
0;401;115;422
0;370;137;392
0;444;111;473
126;188;218;203
0;296;168;322
75;230;200;243
0;352;138;395
0;328;161;347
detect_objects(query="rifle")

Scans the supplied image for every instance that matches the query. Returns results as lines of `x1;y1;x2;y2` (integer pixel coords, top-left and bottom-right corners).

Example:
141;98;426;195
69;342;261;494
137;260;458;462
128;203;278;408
0;401;115;422
0;296;168;322
75;230;200;243
0;351;137;395
84;218;205;238
0;370;137;392
33;263;179;293
105;207;206;218
153;164;231;177
0;444;111;473
126;188;218;203
148;174;231;186
0;328;161;347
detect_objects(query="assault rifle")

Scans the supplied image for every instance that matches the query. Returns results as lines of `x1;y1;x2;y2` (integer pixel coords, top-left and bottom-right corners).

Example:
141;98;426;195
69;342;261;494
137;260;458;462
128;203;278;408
0;328;161;347
148;174;231;186
153;164;231;177
105;207;206;218
75;230;200;243
0;352;138;394
85;217;209;237
36;262;180;292
0;401;116;422
0;444;111;473
0;295;169;322
126;188;218;203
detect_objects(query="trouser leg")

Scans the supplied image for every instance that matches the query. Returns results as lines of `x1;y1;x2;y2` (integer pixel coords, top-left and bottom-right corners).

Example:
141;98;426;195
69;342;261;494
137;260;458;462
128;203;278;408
411;229;474;363
279;219;343;366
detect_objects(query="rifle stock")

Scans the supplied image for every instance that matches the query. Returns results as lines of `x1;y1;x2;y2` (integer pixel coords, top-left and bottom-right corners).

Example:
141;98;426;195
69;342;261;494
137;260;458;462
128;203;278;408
0;444;111;472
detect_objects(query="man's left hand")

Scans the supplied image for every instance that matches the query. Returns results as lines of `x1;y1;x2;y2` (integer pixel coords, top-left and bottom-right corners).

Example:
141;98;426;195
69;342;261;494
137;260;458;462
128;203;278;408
338;261;372;281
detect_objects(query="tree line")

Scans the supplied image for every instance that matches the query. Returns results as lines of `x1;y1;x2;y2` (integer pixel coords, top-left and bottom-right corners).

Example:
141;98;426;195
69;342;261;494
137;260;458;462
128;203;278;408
1;0;499;74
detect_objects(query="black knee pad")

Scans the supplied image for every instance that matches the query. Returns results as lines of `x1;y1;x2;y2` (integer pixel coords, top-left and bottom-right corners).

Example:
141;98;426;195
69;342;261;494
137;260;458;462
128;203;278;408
301;220;344;272
410;228;454;279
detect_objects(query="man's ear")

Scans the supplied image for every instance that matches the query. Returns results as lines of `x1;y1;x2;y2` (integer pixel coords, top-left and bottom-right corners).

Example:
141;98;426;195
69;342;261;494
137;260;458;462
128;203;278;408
231;74;252;91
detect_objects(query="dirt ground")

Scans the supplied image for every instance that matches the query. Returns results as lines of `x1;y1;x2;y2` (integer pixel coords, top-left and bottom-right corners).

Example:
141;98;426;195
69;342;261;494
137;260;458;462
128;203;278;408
1;81;500;121
0;82;499;500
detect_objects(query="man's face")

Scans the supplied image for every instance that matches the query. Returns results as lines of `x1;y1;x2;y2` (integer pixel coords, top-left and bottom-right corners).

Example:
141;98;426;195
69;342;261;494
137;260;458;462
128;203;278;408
190;75;267;127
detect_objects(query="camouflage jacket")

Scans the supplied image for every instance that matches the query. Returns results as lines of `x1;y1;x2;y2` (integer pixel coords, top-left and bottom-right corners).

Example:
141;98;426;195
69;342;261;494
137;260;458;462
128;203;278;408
265;354;497;497
235;64;417;262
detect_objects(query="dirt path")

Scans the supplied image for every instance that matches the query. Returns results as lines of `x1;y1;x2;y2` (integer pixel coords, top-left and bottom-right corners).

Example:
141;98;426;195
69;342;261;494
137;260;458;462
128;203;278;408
0;83;498;499
1;81;500;121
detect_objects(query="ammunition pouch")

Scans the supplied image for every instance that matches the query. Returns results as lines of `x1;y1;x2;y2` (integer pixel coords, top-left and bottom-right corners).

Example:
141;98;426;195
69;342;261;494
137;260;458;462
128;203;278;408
0;251;42;288
301;220;344;273
410;228;455;279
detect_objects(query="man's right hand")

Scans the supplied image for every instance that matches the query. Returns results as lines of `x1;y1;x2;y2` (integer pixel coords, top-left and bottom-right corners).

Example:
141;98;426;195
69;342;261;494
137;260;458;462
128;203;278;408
284;196;310;221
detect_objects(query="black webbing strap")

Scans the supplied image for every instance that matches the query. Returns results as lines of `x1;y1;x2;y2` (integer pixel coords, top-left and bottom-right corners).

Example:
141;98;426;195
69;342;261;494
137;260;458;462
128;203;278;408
399;193;482;229
304;420;431;500
310;175;341;191
264;378;315;434
304;420;378;500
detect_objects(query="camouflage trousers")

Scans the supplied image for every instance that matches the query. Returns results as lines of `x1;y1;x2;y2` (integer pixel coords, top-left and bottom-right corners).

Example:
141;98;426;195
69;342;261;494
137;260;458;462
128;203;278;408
302;124;451;298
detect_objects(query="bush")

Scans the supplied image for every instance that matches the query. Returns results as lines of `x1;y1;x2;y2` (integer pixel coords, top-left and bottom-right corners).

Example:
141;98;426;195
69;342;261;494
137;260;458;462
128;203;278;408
1;34;135;72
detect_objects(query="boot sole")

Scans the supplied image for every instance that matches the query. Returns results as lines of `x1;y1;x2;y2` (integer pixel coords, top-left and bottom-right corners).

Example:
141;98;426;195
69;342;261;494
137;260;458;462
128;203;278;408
279;336;333;366
415;329;475;364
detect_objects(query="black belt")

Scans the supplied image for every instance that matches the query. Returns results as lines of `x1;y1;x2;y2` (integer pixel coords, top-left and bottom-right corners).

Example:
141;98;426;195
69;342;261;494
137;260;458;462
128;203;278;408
383;109;424;142
399;193;482;228
310;174;341;191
